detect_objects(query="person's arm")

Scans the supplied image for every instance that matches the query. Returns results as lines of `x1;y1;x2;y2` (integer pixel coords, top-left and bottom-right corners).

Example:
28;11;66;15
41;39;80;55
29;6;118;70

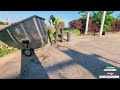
49;16;52;25
49;20;51;25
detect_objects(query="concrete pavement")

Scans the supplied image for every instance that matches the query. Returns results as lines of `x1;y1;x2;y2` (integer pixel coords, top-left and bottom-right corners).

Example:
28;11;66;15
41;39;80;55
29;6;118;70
0;33;120;79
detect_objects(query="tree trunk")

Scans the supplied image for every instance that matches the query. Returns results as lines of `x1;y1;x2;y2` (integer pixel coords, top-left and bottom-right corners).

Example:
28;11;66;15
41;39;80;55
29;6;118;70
99;11;106;36
85;11;90;34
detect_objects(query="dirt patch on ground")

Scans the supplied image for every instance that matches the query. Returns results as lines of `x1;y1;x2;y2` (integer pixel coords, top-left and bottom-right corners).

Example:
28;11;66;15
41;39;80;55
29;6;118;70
0;25;9;30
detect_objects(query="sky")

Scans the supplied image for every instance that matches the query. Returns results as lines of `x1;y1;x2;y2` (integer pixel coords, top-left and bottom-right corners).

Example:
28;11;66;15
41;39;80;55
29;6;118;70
0;11;120;27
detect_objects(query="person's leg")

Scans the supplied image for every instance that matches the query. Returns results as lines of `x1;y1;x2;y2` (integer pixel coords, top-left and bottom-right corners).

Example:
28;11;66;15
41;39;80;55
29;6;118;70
55;28;59;44
47;30;52;45
48;36;52;45
53;32;56;40
54;22;65;44
60;22;65;42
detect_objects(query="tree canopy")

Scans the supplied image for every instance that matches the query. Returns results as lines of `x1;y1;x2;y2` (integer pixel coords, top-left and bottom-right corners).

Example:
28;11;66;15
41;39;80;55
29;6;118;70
79;11;118;31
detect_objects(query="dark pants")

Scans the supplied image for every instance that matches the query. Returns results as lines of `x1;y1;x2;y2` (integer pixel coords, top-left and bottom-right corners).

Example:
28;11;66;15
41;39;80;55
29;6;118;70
54;21;65;43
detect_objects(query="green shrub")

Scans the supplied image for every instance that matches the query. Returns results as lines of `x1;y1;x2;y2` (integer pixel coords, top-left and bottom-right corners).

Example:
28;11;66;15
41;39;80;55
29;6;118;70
0;41;17;57
63;29;80;36
0;21;9;25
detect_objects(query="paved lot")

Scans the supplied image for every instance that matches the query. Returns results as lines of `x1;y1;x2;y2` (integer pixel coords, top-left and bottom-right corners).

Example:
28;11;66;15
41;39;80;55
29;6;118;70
0;33;120;79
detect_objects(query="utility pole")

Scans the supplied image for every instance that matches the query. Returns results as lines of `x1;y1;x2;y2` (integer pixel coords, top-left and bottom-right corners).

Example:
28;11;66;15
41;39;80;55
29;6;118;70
99;11;106;36
6;11;10;25
85;11;90;34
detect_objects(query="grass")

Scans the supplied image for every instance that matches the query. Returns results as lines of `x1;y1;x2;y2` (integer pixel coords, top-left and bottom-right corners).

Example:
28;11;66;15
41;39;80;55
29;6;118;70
64;29;80;36
0;41;17;57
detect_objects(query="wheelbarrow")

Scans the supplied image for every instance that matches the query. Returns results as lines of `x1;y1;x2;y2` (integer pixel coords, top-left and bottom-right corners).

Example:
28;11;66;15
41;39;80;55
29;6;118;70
0;15;48;56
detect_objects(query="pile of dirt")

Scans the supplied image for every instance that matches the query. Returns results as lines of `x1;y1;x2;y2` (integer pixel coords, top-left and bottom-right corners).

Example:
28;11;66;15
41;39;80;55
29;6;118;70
110;20;120;32
88;19;100;33
0;25;9;30
69;18;100;34
69;19;82;29
69;18;120;33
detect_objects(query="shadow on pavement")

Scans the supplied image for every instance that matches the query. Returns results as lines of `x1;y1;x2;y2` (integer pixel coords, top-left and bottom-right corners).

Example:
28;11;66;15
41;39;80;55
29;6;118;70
45;46;120;79
8;45;120;79
16;50;50;79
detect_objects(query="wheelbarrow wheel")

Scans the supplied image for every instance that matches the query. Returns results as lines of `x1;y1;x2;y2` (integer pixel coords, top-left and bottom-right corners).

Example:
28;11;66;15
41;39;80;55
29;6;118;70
23;49;33;56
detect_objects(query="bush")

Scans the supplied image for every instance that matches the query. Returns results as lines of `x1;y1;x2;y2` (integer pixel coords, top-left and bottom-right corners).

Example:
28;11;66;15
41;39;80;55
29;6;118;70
91;11;118;32
69;18;100;34
69;19;82;29
110;20;120;32
69;11;119;34
0;21;9;25
0;41;17;57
